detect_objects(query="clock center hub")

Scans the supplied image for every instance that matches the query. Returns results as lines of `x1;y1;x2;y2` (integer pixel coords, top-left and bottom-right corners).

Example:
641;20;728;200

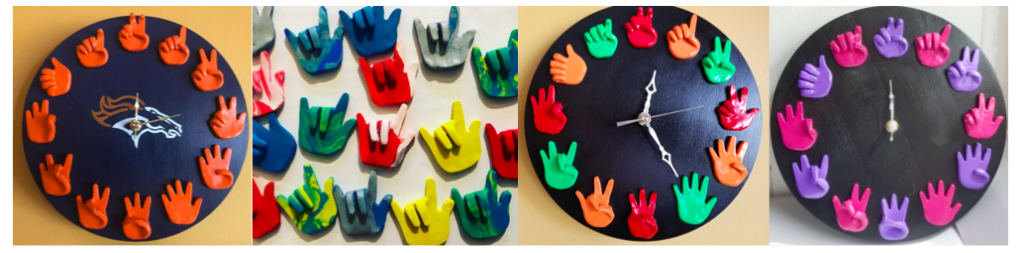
128;120;143;132
637;112;652;126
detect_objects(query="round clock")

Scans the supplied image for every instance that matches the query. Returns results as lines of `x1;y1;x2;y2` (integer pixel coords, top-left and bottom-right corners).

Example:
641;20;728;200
771;6;1005;242
524;6;762;241
22;15;249;241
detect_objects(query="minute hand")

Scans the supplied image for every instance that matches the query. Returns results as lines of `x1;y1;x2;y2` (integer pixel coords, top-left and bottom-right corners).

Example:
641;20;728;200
616;106;704;127
140;114;181;125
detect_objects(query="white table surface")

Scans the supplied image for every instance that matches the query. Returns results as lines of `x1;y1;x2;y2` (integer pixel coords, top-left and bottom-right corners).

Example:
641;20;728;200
251;6;519;245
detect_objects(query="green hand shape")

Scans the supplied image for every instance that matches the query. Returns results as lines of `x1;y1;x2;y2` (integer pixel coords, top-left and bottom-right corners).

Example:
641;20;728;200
673;172;717;225
471;29;518;98
299;94;357;155
584;18;617;59
451;170;513;239
701;36;736;84
539;141;579;190
276;164;338;234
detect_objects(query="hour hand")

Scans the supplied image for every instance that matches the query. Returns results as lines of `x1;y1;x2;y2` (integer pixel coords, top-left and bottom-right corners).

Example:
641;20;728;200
616;106;703;126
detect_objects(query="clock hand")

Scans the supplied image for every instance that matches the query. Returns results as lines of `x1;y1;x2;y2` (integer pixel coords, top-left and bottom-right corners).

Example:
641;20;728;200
885;80;898;142
616;106;704;127
643;70;657;114
133;93;140;138
645;125;678;178
140;114;181;125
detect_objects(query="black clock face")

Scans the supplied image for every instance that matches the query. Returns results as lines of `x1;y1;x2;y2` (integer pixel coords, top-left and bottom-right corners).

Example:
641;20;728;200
771;6;1005;242
22;16;248;241
525;6;761;241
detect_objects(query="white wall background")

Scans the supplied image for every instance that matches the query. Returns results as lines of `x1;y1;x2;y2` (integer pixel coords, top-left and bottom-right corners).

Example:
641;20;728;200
768;6;1007;245
251;6;519;245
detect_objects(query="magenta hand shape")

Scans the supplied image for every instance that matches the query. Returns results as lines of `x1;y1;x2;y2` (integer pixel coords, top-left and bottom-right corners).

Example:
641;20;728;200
957;143;991;190
829;25;867;68
916;24;951;68
946;46;982;92
919;180;961;226
777;101;817;151
832;183;869;232
873;17;908;58
797;55;833;98
963;93;1003;139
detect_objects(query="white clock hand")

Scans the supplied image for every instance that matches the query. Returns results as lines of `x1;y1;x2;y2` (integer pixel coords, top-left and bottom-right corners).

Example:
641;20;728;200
616;106;704;126
643;70;657;115
645;125;678;178
886;80;898;142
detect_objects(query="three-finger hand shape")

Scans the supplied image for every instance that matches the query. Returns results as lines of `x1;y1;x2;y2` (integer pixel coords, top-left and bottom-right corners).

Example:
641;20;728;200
390;177;455;245
359;41;412;106
253;50;286;117
667;14;700;60
628;188;658;239
777;101;818;151
471;30;518;97
76;29;108;68
701;36;736;84
161;180;202;225
414;6;477;69
123;193;152;240
792;154;829;199
486;123;518;179
585;18;618;59
40;57;72;97
624;7;657;49
276;164;338;234
576;176;614;228
708;136;749;187
550;44;586;85
452;170;513;239
531;85;568;135
334;171;393;235
210;96;246;139
119;12;149;52
76;183;109;229
832;183;870;232
919;180;961;226
963;93;1003;139
254;113;297;173
252;6;275;55
419;101;482;173
716;85;759;130
25;99;56;144
873;17;908;58
299;95;357;155
340;6;402;57
916;24;952;68
797;55;833;98
39;154;72;196
192;48;224;92
879;194;910;241
198;145;234;190
540;141;579;190
947;46;983;92
284;6;344;74
674;172;717;225
829;25;867;68
158;26;190;65
357;104;416;168
957;143;991;190
252;180;280;239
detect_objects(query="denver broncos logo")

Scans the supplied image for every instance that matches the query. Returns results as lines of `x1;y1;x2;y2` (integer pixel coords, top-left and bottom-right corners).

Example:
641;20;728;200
92;95;182;148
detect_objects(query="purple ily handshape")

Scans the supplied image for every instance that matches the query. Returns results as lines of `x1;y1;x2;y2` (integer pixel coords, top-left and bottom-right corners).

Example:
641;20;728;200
947;46;983;92
792;154;829;199
797;55;832;98
879;194;909;241
873;17;909;58
957;143;992;190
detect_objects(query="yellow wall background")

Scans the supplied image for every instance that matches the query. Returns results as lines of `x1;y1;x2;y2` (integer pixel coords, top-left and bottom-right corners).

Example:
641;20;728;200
517;6;770;245
12;6;252;245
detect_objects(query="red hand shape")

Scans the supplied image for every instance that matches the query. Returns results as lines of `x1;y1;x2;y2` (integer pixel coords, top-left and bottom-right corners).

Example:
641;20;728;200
624;7;657;48
253;50;285;117
123;193;152;240
829;26;867;68
39;154;72;196
118;12;149;52
486;123;518;179
25;99;56;144
162;180;202;225
916;24;952;68
192;48;224;91
530;85;567;135
76;184;110;229
717;85;760;131
159;26;190;65
76;29;108;68
356;109;408;168
40;57;72;97
628;188;658;239
358;41;412;106
253;180;280;239
210;96;246;139
199;145;234;190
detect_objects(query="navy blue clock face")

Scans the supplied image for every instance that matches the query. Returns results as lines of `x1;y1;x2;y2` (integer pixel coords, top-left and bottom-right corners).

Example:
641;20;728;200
524;6;762;241
22;16;248;241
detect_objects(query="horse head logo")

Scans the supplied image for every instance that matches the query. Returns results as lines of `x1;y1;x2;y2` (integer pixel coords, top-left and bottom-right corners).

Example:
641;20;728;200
91;95;183;148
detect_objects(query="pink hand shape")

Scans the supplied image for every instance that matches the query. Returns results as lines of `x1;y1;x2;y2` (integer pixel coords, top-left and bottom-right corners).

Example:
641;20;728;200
915;24;951;68
253;50;285;117
829;25;868;68
919;180;961;226
777;101;817;151
832;183;870;232
963;93;1003;139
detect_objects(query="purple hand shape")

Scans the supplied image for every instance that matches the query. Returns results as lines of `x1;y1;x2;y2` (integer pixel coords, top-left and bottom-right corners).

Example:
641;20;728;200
957;143;991;190
964;93;1004;139
792;154;829;199
797;55;832;98
947;46;983;92
873;17;908;58
919;180;962;226
879;194;909;241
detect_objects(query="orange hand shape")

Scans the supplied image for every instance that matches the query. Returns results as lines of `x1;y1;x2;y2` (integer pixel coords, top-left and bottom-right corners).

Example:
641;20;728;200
550;44;587;85
123;193;152;240
162;180;203;225
210;96;246;139
39;154;72;196
76;184;110;229
40;57;71;97
25;99;56;144
76;29;108;68
708;136;749;187
667;14;701;60
118;12;149;52
199;145;234;190
192;48;224;91
159;26;190;65
575;176;615;228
